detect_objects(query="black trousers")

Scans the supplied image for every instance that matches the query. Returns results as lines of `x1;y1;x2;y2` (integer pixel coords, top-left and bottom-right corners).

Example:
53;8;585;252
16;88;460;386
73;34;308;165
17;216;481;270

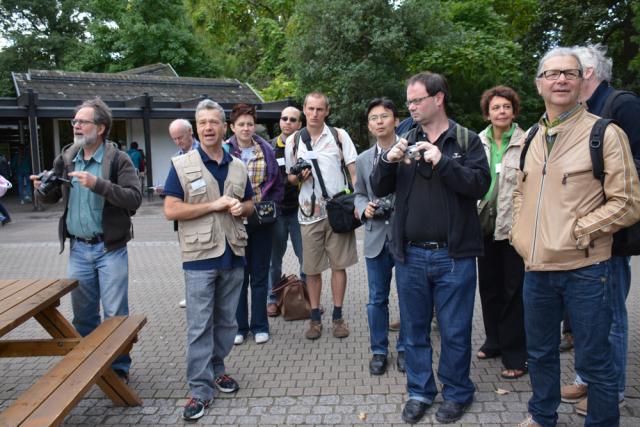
477;237;527;369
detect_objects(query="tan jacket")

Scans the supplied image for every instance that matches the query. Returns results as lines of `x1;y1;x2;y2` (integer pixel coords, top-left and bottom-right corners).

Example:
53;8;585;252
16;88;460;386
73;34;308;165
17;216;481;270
511;107;640;271
479;125;525;241
173;150;248;262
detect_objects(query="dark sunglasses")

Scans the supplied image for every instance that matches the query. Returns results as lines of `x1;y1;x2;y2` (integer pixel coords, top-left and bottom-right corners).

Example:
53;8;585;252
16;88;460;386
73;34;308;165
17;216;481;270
280;116;299;123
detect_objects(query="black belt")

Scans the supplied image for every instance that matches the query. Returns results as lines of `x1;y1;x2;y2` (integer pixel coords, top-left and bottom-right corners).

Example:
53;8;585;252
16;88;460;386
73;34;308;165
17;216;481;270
407;241;447;250
70;234;104;244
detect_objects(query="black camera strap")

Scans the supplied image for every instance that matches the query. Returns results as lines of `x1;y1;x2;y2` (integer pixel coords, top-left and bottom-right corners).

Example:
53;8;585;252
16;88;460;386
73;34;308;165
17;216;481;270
299;128;330;201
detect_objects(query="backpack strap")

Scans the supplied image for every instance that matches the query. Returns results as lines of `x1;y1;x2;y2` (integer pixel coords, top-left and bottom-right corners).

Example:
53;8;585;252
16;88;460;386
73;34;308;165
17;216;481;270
589;118;617;186
455;124;469;153
519;123;540;172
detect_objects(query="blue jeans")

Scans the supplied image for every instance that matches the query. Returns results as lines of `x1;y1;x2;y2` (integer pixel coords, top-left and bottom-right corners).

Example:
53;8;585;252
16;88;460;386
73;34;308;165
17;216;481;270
17;172;32;201
268;212;305;304
524;262;618;427
576;255;630;401
365;241;404;355
68;240;130;372
236;223;273;336
395;245;476;404
185;267;243;400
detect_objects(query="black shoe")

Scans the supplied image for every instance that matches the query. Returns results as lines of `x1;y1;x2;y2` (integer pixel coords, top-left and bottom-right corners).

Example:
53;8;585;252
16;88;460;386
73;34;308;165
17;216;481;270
396;351;406;373
113;369;129;384
401;399;430;424
369;354;388;375
435;400;470;424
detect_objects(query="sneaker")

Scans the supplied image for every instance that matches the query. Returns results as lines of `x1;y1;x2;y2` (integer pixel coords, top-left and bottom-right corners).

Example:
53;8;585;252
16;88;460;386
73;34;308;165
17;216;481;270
179;299;186;308
332;318;349;338
517;414;542;427
234;334;244;345
215;374;239;393
113;368;129;384
254;332;269;344
305;320;322;340
575;397;587;416
182;397;210;420
560;381;587;403
559;332;574;352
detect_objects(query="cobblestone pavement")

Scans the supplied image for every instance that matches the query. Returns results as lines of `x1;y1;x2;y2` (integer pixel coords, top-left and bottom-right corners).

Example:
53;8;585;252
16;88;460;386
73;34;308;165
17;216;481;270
1;196;639;426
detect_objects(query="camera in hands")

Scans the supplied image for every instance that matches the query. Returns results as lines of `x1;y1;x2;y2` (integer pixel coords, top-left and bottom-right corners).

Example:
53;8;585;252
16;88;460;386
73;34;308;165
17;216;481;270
35;170;72;196
372;196;394;220
290;158;312;178
405;145;423;160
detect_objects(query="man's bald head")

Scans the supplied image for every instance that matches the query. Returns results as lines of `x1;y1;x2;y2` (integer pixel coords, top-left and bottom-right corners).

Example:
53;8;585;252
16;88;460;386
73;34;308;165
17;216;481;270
169;119;195;153
279;106;302;139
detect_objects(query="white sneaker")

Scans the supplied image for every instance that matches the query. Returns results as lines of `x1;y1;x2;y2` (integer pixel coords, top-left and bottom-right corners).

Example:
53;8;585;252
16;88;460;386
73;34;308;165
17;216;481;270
254;333;269;344
179;299;186;308
234;334;244;345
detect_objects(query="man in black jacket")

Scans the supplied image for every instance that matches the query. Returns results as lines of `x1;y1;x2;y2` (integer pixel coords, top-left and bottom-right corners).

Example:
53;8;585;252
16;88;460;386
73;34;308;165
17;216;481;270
371;72;490;424
33;98;142;382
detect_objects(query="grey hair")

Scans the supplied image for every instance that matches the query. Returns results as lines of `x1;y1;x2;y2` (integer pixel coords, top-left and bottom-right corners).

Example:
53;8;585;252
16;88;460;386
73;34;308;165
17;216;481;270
170;118;193;133
75;97;112;138
535;47;584;81
572;44;613;82
195;99;226;122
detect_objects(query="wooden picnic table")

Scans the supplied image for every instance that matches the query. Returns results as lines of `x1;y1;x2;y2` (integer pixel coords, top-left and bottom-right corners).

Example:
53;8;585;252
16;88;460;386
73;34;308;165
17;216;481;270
0;278;146;427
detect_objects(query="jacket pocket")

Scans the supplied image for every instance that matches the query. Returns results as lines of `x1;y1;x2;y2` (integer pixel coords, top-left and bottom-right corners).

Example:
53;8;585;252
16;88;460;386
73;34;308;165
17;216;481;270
184;166;202;181
182;224;217;251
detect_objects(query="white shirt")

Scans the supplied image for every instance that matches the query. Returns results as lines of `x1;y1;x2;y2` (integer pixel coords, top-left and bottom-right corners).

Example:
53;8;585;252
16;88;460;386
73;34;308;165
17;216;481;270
285;124;357;224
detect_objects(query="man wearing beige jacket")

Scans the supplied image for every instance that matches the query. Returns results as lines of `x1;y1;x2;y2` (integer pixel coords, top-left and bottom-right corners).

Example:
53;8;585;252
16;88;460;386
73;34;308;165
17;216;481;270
511;47;640;427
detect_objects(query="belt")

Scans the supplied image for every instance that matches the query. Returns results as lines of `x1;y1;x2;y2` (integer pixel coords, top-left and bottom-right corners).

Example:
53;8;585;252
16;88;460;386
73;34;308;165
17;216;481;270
70;234;104;244
407;241;447;250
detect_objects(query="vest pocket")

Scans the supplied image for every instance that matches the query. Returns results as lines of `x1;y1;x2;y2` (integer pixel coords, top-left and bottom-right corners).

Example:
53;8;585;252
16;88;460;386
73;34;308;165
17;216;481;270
233;221;249;246
182;224;217;251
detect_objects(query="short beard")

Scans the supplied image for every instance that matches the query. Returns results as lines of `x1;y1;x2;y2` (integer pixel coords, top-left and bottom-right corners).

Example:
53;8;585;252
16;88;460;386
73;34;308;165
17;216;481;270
74;130;98;148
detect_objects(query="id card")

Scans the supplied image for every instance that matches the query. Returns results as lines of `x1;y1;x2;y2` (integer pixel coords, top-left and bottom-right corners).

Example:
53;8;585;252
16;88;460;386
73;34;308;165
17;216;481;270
190;178;206;191
304;151;319;160
495;163;502;174
277;157;285;166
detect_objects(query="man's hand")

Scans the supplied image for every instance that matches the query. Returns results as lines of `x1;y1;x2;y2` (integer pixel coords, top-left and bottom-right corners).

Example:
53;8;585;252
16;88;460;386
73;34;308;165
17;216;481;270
210;195;233;212
68;171;97;189
298;168;312;182
416;141;442;166
364;201;377;219
29;174;42;190
227;198;244;217
386;138;408;162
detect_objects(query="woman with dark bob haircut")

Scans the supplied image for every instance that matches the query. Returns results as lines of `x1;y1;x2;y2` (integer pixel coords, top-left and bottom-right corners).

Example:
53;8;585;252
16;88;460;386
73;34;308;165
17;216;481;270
225;103;283;345
476;86;528;379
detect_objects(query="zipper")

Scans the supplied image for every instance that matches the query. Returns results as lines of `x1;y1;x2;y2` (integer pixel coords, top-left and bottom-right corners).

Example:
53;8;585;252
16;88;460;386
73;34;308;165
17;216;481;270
530;158;547;264
561;170;591;185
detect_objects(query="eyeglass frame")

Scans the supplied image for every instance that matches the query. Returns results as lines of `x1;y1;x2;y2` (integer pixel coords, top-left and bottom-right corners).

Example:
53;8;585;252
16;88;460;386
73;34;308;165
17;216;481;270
368;113;393;122
280;116;299;123
405;93;437;108
537;69;583;80
70;119;97;127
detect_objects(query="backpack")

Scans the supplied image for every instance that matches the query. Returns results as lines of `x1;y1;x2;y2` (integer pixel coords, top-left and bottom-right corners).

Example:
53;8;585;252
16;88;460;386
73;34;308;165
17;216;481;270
109;149;137;217
601;90;638;119
519;118;640;256
405;123;470;154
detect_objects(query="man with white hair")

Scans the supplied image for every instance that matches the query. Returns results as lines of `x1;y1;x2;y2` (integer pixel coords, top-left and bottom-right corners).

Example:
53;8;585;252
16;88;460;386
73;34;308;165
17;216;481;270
559;44;640;416
169;118;200;308
512;47;640;426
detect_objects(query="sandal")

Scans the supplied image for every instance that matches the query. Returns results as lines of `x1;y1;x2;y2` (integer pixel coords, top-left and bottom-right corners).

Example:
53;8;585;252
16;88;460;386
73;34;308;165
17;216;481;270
476;346;501;360
501;367;528;379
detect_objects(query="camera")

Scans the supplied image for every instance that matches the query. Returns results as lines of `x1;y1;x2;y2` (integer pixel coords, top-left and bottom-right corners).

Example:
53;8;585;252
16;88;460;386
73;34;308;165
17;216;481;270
35;170;72;196
372;196;394;220
290;158;312;177
405;145;423;160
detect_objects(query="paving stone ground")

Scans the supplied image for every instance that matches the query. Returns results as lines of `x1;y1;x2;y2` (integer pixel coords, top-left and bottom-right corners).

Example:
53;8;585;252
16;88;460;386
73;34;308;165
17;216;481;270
1;195;639;426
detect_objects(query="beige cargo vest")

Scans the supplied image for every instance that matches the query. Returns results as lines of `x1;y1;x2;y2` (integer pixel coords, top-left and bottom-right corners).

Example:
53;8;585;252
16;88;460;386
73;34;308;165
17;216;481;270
172;149;249;262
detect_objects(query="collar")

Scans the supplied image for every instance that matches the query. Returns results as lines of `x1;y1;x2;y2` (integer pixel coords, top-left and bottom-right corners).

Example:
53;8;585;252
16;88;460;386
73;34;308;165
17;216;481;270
585;80;611;115
542;104;582;128
276;135;287;148
198;146;231;165
485;123;516;144
74;142;105;164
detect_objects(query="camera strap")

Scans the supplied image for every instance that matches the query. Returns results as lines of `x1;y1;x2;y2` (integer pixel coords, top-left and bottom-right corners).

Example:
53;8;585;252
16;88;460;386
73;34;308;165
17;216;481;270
299;128;331;201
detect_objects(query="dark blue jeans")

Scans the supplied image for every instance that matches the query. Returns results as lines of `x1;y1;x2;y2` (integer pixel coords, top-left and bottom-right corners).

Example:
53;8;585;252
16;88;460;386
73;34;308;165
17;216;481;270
236;223;273;336
268;211;305;304
524;262;618;427
395;245;476;404
365;241;405;356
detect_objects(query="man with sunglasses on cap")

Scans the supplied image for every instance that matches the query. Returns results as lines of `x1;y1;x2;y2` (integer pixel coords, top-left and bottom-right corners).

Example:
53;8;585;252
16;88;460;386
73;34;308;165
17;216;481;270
267;107;306;316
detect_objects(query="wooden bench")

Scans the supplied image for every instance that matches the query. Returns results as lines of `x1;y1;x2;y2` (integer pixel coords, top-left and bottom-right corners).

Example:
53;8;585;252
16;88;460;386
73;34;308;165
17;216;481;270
0;314;147;427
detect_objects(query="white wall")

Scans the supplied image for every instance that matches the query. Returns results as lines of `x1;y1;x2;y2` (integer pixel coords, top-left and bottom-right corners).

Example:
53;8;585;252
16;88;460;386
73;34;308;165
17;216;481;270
128;119;178;187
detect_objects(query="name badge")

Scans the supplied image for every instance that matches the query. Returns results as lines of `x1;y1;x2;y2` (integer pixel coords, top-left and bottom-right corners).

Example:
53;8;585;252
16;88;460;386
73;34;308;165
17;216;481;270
495;163;502;174
304;151;318;160
277;157;285;166
190;178;206;191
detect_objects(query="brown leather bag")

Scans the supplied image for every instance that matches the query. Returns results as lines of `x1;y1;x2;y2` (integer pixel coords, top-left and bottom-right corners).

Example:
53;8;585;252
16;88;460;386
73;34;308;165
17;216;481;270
272;274;311;321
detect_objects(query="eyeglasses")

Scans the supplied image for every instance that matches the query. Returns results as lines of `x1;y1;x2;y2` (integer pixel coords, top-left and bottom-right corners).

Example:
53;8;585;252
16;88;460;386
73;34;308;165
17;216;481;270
368;113;392;122
405;94;436;108
538;69;583;80
280;116;299;123
70;119;96;127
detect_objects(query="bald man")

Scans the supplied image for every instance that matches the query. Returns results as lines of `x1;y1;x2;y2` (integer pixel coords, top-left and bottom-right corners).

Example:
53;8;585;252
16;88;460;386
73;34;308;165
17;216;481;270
267;106;305;316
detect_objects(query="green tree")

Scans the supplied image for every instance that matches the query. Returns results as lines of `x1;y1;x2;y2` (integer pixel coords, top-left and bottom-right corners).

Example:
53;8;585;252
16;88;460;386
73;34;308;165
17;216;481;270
0;0;88;95
287;0;408;146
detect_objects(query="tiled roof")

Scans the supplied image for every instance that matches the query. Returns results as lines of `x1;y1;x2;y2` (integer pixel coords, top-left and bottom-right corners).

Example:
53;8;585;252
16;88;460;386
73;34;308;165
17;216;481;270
12;67;264;104
116;63;178;77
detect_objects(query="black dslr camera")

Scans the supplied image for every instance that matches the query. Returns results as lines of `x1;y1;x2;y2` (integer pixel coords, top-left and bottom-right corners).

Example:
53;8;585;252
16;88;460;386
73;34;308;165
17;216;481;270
35;170;72;196
290;158;312;177
372;196;394;220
